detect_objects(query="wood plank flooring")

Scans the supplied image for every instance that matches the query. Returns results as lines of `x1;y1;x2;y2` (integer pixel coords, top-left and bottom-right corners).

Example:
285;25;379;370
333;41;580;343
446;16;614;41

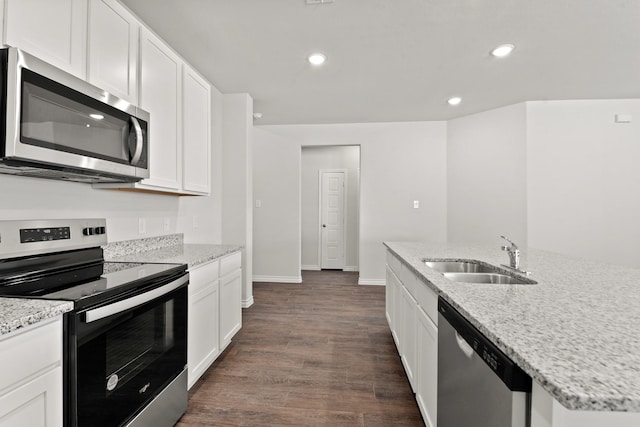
176;270;424;426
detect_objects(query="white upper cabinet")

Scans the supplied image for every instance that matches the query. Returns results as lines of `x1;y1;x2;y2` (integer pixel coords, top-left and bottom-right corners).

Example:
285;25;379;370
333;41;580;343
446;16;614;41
4;0;87;78
182;65;211;194
87;0;138;103
138;27;182;190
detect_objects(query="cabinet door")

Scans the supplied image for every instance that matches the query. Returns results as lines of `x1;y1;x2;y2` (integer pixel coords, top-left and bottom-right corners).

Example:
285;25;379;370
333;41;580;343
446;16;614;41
400;284;417;391
392;271;402;348
385;266;395;330
219;269;242;350
182;65;211;194
87;0;138;102
139;27;182;190
416;306;438;427
4;0;87;78
0;367;63;427
188;279;219;389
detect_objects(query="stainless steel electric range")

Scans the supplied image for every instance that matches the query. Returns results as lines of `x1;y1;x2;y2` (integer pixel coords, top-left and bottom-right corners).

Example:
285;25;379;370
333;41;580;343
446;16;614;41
0;219;188;427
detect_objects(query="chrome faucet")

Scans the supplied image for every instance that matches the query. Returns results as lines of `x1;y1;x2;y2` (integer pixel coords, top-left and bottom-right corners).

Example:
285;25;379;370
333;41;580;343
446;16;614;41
500;235;520;270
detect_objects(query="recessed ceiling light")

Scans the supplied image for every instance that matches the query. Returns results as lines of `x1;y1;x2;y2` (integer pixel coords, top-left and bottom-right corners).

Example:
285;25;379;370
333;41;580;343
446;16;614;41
308;53;327;66
253;112;263;120
491;44;515;58
89;113;104;120
448;97;462;106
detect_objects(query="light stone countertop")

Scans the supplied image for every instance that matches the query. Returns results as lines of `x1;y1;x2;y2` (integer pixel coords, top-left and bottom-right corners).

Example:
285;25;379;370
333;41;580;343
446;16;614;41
1;234;240;337
0;298;73;336
105;243;242;268
384;241;640;413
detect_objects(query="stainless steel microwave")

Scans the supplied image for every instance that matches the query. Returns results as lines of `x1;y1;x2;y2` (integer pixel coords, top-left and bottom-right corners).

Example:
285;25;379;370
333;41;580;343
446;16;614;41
0;47;149;183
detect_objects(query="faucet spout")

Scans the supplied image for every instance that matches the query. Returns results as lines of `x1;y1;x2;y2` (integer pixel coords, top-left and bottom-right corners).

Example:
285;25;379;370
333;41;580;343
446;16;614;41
500;235;520;270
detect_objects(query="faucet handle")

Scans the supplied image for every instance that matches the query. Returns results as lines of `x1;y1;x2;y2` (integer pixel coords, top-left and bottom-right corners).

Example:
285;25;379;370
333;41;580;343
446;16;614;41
500;235;518;249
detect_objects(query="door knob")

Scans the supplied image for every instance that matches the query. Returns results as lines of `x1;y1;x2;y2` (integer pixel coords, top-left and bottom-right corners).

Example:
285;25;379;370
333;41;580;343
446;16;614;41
322;224;326;228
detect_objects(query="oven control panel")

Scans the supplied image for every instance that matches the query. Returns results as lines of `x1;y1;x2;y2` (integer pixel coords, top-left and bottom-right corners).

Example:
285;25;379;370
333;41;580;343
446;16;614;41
0;218;107;259
20;226;71;243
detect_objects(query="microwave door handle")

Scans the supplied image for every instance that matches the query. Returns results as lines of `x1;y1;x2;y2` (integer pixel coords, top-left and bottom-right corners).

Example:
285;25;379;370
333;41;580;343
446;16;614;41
129;117;144;165
84;275;188;323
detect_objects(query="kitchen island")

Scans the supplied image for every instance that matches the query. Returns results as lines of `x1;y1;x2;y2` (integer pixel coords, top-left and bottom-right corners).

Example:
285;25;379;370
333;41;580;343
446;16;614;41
385;241;640;427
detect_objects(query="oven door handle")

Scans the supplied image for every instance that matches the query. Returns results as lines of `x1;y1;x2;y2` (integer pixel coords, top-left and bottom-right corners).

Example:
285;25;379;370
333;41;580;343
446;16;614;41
84;275;188;323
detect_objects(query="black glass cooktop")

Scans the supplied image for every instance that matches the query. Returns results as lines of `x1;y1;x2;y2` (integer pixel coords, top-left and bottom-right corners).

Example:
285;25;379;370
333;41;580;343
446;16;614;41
0;257;186;310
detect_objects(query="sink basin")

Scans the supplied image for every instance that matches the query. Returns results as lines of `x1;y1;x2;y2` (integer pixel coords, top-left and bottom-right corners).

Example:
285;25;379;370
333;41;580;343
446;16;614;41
423;258;537;285
423;259;498;273
443;272;535;285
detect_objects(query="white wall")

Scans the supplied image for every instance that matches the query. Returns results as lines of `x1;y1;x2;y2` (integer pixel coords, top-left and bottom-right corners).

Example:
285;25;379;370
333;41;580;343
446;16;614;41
447;103;528;248
253;121;448;284
527;99;640;267
252;128;301;282
301;146;360;271
221;93;254;306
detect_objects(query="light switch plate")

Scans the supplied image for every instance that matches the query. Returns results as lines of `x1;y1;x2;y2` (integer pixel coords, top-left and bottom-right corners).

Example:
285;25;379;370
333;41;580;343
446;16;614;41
413;200;420;209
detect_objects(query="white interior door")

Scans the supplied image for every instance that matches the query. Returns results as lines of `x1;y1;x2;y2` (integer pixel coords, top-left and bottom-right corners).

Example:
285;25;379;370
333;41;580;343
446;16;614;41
321;171;345;269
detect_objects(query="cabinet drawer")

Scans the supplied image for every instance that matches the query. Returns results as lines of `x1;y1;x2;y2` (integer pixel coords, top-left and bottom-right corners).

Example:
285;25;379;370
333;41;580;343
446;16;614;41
220;252;241;277
415;279;438;326
188;260;219;293
386;251;401;277
399;262;417;298
0;318;62;393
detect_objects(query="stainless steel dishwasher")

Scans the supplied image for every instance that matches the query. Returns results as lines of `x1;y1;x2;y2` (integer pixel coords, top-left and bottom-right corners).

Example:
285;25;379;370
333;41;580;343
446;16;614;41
437;297;531;427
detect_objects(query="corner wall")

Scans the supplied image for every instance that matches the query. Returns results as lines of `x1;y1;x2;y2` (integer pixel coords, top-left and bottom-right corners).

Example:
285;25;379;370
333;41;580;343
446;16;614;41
527;99;640;267
447;103;528;248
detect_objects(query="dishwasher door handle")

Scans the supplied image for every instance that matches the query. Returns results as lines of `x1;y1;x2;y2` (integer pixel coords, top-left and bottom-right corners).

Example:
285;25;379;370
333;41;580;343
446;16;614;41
456;332;475;359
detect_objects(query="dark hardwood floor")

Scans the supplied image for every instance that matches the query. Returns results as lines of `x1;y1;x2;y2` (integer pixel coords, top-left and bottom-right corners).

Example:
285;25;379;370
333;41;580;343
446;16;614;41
177;270;424;426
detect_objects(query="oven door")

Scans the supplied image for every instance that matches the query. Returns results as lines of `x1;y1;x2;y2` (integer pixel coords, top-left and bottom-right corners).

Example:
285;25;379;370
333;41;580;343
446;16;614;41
67;274;187;427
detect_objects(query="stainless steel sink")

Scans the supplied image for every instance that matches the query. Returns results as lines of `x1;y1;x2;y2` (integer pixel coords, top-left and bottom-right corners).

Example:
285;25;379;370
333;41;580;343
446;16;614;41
423;259;498;273
423;258;537;285
443;272;535;285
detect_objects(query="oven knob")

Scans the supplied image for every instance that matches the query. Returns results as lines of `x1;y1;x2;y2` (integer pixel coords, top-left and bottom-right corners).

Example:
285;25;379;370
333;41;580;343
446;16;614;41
83;227;94;236
97;226;106;235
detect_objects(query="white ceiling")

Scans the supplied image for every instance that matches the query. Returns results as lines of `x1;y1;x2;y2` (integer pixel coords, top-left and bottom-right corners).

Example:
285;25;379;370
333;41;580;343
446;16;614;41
120;0;640;125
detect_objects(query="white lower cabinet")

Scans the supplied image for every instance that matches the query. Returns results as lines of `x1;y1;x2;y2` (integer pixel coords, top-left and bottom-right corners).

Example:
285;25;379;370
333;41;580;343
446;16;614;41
400;284;417;391
187;251;242;388
416;306;438;427
219;252;242;350
386;250;438;427
187;259;220;389
0;318;64;427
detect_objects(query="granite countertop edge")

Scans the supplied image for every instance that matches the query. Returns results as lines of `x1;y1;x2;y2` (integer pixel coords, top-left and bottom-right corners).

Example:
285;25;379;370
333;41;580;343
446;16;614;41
0;299;73;337
105;243;243;268
384;241;640;413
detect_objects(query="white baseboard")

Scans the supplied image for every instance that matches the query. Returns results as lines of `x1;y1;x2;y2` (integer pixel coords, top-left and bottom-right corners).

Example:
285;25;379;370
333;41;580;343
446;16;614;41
253;275;302;284
358;278;386;286
242;296;254;308
301;265;321;271
343;265;358;272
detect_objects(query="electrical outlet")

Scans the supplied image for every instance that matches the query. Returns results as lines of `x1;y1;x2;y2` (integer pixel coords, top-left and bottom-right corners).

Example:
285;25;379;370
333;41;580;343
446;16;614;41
255;199;262;208
192;216;199;229
413;200;420;209
163;218;170;232
138;218;146;234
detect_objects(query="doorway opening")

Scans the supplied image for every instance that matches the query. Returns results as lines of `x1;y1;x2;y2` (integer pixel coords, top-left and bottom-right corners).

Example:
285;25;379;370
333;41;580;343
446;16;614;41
301;145;360;274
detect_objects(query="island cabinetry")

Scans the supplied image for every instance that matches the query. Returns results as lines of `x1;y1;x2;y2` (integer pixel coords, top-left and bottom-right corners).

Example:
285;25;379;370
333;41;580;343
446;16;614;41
3;0;87;78
87;0;139;103
219;252;242;350
0;318;63;427
385;249;438;427
187;259;220;389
